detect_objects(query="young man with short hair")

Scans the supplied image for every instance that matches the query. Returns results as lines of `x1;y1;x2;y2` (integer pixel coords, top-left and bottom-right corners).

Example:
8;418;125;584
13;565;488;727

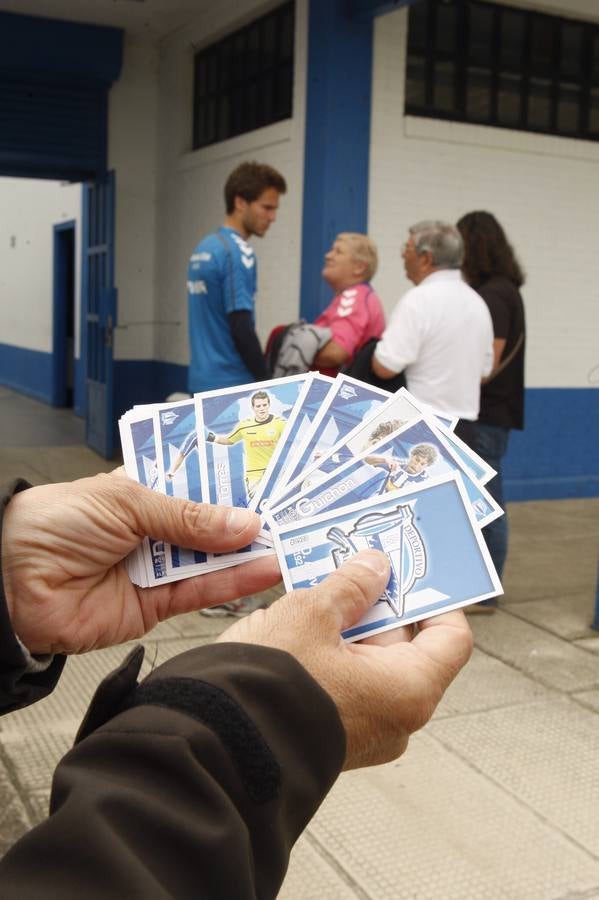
187;161;287;393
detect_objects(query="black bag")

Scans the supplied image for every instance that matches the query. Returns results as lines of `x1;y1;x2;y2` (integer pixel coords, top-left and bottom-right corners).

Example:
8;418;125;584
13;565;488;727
343;338;406;392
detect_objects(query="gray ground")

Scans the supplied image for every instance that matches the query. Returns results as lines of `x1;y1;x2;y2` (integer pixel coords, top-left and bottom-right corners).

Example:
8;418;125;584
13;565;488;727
1;385;598;899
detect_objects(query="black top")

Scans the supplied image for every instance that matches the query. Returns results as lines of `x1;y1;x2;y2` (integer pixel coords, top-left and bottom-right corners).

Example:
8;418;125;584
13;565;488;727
477;275;526;430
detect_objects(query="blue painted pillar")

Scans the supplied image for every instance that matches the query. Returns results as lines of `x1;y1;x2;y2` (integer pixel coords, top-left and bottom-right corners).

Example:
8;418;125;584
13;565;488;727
299;0;374;322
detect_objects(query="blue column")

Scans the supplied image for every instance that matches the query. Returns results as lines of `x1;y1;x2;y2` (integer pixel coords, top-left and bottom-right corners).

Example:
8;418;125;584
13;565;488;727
299;0;419;321
299;0;374;322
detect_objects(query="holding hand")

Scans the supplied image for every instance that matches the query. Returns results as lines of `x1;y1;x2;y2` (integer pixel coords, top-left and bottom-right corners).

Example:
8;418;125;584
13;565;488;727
2;471;280;656
218;550;473;769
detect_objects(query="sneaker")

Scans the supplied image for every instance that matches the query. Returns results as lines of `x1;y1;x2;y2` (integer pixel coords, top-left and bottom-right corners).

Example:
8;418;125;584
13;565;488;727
200;596;268;618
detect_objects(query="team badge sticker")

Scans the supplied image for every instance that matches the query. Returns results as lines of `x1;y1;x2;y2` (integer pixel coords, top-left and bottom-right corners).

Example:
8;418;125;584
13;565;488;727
327;504;426;617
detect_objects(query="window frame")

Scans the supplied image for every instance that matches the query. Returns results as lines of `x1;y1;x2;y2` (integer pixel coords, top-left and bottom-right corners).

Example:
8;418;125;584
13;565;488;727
405;0;599;143
192;2;294;151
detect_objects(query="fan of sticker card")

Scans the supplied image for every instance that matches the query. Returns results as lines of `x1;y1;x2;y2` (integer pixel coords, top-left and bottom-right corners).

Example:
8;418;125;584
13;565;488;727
119;374;503;641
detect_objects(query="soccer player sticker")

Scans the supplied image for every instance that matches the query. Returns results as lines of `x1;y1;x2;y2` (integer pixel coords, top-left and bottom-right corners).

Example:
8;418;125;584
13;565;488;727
194;376;308;510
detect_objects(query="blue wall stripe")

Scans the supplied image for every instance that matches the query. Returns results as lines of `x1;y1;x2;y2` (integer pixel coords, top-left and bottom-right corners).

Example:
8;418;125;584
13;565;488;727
0;343;54;404
1;342;597;502
299;0;374;322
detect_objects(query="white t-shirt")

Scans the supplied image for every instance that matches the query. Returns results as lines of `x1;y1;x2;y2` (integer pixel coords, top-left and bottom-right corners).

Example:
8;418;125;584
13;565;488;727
375;269;494;420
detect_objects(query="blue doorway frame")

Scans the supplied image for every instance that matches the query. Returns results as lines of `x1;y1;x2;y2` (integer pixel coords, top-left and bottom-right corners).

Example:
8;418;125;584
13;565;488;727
82;171;117;458
52;219;76;408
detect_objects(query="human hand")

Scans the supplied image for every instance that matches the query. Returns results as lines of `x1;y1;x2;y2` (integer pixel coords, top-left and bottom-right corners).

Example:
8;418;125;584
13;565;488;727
2;471;281;656
217;551;472;770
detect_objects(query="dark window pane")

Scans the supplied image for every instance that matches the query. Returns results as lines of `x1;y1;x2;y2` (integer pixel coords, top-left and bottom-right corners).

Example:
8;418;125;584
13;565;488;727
433;60;456;111
589;88;599;133
246;24;260;78
279;6;294;60
560;23;583;82
274;63;293;119
217;96;230;141
497;73;522;126
435;2;457;55
527;78;552;130
592;34;599;86
468;4;494;67
530;16;555;78
406;56;427;107
499;9;525;72
556;84;580;133
408;0;428;52
466;67;492;121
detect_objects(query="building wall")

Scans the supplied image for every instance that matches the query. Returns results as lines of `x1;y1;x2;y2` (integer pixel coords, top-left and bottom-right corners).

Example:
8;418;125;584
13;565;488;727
0;176;81;401
109;33;159;363
369;5;599;498
151;0;308;387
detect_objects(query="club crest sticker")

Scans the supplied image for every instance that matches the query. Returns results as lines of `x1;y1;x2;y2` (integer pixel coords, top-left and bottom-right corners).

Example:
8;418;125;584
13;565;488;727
327;504;426;618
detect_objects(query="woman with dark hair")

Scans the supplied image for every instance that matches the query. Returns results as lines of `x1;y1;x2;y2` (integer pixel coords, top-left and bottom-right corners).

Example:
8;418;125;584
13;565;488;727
457;211;526;607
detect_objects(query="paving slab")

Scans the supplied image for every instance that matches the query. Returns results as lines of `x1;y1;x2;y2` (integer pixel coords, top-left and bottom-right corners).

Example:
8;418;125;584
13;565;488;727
573;690;599;714
279;833;366;900
430;695;599;857
505;591;597;640
502;534;599;604
0;758;32;855
469;611;599;693
280;731;599;900
575;635;599;653
434;647;552;718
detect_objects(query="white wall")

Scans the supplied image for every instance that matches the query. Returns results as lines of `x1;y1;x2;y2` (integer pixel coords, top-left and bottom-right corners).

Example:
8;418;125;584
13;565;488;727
369;6;599;390
109;34;160;362
0;177;81;354
152;0;308;368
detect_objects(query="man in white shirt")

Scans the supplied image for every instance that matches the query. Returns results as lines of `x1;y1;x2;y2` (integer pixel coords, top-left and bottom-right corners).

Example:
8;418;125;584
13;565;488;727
372;220;493;446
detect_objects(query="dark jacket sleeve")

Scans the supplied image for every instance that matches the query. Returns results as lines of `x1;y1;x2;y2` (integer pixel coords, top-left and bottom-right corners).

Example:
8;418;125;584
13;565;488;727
0;642;346;899
0;481;66;714
228;309;270;381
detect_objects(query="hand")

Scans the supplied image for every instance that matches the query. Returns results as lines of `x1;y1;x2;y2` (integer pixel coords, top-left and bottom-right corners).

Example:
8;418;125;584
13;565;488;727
2;471;281;656
218;551;472;770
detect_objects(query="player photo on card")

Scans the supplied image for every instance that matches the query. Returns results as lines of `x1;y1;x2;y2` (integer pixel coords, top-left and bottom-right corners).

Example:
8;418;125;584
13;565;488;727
195;376;307;510
269;374;390;510
254;373;334;517
271;474;502;641
267;416;502;529
285;386;492;497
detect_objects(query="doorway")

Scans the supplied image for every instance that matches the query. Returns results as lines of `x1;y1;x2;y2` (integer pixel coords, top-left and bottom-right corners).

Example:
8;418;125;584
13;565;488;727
52;220;76;407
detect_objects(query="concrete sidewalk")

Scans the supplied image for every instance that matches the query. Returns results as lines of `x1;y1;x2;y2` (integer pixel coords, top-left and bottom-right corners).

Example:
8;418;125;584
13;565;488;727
1;387;598;898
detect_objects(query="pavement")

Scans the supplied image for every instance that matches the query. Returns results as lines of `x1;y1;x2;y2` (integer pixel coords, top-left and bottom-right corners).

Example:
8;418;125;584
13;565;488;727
1;385;599;899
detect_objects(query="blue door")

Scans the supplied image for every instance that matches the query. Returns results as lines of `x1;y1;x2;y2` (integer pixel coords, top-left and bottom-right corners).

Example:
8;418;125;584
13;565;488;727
83;171;117;458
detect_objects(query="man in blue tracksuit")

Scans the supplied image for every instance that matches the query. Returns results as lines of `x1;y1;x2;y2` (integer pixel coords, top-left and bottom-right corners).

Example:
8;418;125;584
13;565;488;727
187;161;287;393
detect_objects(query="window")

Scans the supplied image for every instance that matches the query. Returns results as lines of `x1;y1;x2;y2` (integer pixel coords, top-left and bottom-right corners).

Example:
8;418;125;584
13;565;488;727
406;0;599;142
193;2;294;150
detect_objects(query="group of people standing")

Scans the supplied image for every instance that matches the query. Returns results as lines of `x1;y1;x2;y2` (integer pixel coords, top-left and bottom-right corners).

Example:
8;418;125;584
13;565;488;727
187;160;526;596
0;160;524;895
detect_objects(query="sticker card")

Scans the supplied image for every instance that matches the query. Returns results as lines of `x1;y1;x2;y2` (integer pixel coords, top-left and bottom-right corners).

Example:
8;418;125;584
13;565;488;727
271;474;502;641
267;416;502;529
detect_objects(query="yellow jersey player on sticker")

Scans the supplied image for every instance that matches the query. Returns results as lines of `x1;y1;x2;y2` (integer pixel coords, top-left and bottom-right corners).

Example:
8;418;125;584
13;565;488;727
206;390;287;498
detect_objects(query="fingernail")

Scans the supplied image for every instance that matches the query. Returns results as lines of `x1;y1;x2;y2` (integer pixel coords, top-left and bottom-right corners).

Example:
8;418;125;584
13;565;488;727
226;506;255;534
350;550;389;577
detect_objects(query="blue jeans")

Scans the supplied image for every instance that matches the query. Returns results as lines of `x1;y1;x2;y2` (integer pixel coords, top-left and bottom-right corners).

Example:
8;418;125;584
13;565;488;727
477;424;510;579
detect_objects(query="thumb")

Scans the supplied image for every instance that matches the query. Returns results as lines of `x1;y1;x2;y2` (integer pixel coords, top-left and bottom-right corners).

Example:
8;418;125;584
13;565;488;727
310;550;391;633
104;473;262;553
